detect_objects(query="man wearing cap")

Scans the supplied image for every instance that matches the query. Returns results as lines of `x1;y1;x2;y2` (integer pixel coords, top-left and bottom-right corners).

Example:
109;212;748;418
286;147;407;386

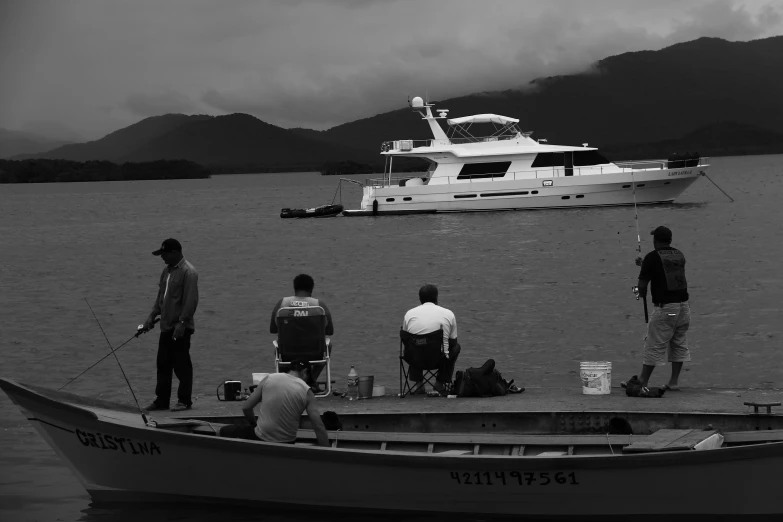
634;226;690;390
142;238;199;412
219;358;330;446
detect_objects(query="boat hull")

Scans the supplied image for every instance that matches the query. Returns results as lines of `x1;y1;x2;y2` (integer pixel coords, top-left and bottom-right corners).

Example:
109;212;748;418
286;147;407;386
343;167;704;216
3;378;782;517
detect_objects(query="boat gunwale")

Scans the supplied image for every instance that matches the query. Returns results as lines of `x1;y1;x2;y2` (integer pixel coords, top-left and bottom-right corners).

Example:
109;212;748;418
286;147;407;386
6;377;783;472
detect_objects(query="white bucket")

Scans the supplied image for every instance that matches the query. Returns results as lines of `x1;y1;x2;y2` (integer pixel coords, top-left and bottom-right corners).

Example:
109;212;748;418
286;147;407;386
580;361;612;395
252;373;269;386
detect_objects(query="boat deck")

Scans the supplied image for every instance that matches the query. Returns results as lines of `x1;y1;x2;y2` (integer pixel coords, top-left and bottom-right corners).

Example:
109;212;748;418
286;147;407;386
177;384;783;418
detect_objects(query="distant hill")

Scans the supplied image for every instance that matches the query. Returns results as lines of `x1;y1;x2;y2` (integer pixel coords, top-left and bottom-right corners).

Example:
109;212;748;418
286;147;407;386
29;113;377;171
602;121;783;160
314;36;783;157
29;114;213;162
120;113;375;170
0;129;73;158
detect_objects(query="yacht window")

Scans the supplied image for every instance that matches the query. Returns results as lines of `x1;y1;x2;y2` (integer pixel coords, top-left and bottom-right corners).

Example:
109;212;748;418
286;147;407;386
456;161;511;180
531;190;539;194
532;151;611;168
576;194;584;199
386;198;395;202
425;160;438;177
573;151;610;166
403;197;412;201
561;196;570;200
454;194;477;198
531;153;564;168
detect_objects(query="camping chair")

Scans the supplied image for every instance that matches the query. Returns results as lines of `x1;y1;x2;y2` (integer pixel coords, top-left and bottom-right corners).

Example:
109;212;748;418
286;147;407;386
399;327;447;398
273;306;331;397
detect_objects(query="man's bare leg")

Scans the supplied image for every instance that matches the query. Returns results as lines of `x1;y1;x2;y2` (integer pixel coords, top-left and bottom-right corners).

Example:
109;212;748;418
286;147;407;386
667;362;683;389
639;364;655;387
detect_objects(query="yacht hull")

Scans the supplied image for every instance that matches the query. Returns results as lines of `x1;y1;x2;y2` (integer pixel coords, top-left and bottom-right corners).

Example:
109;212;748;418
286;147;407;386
343;168;704;216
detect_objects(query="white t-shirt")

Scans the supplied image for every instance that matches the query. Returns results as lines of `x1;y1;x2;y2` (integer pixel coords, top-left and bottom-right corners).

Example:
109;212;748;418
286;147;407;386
254;373;310;443
402;302;458;355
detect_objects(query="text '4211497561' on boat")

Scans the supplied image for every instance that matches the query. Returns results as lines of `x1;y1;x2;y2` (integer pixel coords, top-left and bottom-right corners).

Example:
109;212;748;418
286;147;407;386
341;97;708;216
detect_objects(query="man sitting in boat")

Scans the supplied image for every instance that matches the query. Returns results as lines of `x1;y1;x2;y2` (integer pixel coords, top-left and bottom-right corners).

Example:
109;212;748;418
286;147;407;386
402;284;461;396
219;358;330;446
270;274;334;392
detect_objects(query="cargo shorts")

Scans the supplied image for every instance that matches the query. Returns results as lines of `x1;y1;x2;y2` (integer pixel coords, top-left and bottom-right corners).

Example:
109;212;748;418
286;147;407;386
643;302;691;366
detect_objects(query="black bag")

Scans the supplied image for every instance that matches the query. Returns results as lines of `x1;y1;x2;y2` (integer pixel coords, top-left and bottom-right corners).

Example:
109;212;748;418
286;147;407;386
454;359;509;398
623;375;666;398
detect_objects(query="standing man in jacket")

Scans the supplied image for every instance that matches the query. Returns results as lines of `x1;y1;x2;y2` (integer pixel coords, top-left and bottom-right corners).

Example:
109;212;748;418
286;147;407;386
635;226;690;391
142;238;199;412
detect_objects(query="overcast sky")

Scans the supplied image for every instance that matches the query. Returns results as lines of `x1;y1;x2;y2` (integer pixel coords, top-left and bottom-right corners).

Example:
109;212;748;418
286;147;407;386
1;0;782;140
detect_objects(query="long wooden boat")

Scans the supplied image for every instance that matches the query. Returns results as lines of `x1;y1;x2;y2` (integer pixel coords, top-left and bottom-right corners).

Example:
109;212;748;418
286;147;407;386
3;377;783;517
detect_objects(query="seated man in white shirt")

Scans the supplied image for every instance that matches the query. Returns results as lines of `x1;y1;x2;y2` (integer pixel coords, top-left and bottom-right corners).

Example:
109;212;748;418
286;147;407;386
402;284;461;396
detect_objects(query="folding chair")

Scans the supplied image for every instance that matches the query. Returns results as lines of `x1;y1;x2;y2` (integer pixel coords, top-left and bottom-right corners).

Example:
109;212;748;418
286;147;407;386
273;306;331;397
399;327;446;398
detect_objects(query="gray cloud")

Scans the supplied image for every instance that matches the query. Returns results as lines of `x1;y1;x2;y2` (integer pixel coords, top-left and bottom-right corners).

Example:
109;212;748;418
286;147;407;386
124;90;197;117
1;0;781;137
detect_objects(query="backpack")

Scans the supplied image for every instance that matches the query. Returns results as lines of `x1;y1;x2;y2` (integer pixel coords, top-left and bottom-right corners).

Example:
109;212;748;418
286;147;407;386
453;359;509;398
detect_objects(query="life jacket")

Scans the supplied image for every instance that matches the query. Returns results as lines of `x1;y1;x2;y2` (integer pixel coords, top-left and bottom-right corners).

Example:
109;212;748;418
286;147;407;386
657;248;687;291
280;296;320;309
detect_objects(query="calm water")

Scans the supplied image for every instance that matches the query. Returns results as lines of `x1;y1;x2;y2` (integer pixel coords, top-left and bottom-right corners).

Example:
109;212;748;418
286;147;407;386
1;154;782;521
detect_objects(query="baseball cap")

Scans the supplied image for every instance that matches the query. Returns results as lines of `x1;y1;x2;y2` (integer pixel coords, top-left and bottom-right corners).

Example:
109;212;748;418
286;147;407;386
650;226;672;242
289;358;312;372
152;238;182;256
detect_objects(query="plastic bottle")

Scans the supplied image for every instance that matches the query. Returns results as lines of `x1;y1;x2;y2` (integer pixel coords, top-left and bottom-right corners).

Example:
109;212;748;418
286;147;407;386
347;366;359;400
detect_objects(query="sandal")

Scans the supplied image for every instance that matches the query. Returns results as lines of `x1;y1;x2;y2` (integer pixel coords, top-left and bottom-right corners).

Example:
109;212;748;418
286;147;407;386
507;384;525;394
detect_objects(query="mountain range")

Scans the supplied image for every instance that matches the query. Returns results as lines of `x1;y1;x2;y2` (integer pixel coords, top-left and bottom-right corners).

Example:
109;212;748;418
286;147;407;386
0;129;74;159
10;35;783;170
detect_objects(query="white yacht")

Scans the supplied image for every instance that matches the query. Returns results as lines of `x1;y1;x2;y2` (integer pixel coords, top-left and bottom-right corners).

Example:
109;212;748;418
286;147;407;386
342;96;707;216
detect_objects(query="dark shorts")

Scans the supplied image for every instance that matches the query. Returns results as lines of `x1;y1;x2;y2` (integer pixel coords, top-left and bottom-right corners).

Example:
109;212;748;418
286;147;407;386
218;424;294;444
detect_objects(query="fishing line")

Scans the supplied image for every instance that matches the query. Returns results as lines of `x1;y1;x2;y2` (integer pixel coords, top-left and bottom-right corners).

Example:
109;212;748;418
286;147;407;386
82;298;149;424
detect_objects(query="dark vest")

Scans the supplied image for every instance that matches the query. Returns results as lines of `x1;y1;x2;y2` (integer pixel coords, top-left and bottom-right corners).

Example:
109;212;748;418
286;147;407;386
657;248;687;291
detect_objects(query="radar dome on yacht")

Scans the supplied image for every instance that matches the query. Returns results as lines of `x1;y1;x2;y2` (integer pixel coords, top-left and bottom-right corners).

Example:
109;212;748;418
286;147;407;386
411;96;424;108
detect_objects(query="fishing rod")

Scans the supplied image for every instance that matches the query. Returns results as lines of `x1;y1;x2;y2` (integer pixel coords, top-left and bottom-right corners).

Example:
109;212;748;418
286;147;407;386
628;171;650;336
81;298;150;425
59;317;158;391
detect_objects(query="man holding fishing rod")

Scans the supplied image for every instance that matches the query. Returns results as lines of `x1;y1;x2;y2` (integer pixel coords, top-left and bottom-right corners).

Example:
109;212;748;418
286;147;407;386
633;226;691;391
140;238;199;412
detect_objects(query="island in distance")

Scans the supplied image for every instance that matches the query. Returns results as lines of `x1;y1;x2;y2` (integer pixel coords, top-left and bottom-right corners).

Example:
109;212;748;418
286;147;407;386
0;159;210;184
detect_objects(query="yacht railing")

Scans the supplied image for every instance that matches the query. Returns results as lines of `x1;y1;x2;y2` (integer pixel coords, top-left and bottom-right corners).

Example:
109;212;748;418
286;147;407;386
381;135;520;151
365;158;709;188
